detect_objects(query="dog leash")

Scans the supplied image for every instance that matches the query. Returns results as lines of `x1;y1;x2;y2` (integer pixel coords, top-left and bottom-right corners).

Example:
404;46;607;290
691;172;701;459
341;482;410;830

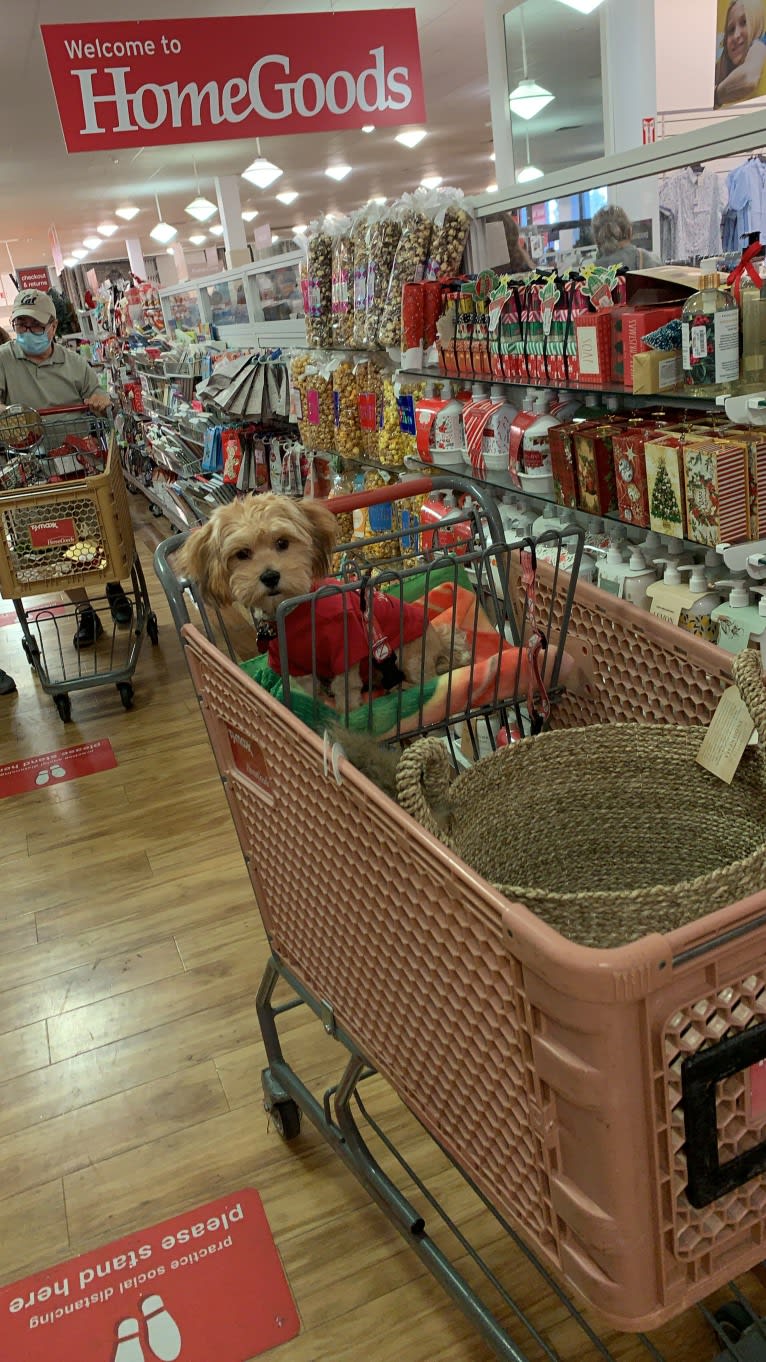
520;544;550;735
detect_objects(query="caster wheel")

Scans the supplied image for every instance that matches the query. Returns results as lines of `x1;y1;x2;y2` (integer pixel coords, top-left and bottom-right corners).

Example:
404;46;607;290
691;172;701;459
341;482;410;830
713;1303;752;1343
268;1100;302;1141
150;504;163;518
117;681;134;710
126;483;139;495
22;638;39;665
147;613;159;646
53;693;72;723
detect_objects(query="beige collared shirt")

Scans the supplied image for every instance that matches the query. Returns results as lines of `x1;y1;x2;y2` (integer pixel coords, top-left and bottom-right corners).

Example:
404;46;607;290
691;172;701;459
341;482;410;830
0;340;100;411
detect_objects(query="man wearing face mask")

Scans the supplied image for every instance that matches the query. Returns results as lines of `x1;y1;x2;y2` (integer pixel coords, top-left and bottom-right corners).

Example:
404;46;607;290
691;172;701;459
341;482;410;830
0;289;130;697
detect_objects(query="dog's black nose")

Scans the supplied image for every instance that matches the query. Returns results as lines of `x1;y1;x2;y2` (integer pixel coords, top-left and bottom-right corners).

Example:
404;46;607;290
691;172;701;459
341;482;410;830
260;569;281;590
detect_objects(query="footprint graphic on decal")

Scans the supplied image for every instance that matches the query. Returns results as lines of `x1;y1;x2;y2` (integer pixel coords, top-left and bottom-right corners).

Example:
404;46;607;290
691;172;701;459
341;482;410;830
50;764;66;778
35;769;50;786
142;1295;182;1361
112;1317;144;1362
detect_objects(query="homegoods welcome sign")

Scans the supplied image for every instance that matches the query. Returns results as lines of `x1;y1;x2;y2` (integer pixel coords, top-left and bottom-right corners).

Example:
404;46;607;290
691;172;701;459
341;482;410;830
40;11;426;152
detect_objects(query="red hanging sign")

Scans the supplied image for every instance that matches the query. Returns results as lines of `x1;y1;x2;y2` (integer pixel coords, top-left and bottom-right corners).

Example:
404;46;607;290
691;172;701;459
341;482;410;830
40;12;426;153
16;266;52;292
0;1188;299;1361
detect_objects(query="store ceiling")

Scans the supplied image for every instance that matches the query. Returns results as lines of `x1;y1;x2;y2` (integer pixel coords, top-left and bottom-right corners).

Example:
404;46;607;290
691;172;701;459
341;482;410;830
1;0;496;272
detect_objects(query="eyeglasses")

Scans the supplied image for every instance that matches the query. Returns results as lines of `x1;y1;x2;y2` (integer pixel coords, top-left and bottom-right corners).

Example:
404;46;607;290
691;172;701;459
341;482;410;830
13;319;49;335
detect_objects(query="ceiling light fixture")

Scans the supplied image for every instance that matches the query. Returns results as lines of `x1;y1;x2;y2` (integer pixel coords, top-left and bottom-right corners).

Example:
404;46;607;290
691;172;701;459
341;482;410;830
490;152;496;162
276;190;299;205
420;175;443;189
62;256;78;268
293;223;307;234
82;236;102;250
509;9;554;120
272;233;280;244
395;129;427;148
555;0;605;12
325;164;352;181
71;248;87;259
517;135;544;183
165;247;175;255
361;124;375;133
115;205;140;221
185;195;217;222
241;210;259;222
209;223;225;236
149;194;177;244
242;137;283;188
97;222;119;237
371;196;387;205
189;233;207;246
486;183;499;193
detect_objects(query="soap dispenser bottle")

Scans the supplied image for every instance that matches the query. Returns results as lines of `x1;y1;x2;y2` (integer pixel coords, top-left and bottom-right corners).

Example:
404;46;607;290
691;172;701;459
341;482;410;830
676;563;724;641
710;579;766;654
622;546;658;611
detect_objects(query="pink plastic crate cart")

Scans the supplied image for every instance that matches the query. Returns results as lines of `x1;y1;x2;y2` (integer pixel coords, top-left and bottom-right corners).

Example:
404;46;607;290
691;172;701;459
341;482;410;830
155;480;766;1361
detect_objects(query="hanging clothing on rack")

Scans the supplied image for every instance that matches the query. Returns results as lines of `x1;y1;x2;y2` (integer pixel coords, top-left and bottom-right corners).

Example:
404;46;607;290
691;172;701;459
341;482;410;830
659;165;726;261
726;156;766;247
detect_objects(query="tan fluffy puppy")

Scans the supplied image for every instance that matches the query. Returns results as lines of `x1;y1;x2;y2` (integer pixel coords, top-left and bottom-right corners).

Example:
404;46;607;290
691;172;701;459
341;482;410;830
176;494;467;709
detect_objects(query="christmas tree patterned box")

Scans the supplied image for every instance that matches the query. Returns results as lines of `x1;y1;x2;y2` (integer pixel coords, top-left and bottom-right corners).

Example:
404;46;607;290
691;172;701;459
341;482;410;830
682;440;749;548
645;437;688;539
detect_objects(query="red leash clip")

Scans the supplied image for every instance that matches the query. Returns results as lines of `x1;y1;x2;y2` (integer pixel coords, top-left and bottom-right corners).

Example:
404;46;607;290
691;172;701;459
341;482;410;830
520;546;550;734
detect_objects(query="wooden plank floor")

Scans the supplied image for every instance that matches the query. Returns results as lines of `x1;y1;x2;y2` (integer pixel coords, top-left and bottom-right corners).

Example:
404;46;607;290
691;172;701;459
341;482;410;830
0;501;762;1362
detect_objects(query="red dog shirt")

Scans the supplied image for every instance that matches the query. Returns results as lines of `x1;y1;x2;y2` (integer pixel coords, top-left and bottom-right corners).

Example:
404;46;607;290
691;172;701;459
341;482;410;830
267;582;427;685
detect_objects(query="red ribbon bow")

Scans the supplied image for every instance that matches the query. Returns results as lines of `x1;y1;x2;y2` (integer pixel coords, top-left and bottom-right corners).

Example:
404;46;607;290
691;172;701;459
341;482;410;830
727;240;763;305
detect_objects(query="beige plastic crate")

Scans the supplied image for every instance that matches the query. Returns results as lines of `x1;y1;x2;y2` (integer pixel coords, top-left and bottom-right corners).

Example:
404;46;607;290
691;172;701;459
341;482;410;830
180;583;766;1334
0;434;134;598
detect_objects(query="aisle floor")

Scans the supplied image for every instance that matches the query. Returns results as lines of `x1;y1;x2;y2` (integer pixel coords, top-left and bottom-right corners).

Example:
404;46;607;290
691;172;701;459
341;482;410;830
1;503;764;1362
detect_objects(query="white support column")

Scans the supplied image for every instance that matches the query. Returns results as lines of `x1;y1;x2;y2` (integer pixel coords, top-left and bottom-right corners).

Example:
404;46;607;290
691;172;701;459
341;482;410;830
484;0;516;189
125;237;147;279
600;0;660;249
214;176;250;269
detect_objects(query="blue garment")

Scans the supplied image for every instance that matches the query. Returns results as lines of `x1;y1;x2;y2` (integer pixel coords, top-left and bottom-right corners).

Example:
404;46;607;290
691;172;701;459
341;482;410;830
726;159;766;246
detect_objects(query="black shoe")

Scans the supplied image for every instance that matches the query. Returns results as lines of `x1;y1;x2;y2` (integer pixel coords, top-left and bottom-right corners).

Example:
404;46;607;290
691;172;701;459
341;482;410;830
73;608;104;649
0;669;16;695
106;582;133;626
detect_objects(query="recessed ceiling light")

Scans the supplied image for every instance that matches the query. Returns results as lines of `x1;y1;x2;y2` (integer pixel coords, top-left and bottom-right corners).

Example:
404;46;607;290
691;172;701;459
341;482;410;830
508;79;555;120
326;165;352;181
555;0;605;11
293;223;307;234
490;152;496;162
150;220;177;244
420;175;443;190
362;125;375;134
272;233;280;244
71;248;87;259
486;183;499;193
82;236;102;250
165;247;175;255
115;206;139;221
276;190;299;205
62;256;78;268
185;196;217;222
209;223;225;236
371;196;387;205
241;210;259;222
97;222;119;237
241;157;283;188
189;234;207;246
517;164;544;183
396;129;427;148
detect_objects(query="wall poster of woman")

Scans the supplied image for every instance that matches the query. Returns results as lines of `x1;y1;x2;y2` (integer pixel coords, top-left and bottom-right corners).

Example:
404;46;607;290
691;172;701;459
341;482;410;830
715;0;766;106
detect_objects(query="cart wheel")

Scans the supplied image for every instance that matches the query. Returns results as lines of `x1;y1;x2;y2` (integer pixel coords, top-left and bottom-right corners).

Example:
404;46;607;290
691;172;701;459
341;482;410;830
150;504;163;518
268;1100;302;1142
117;682;134;710
147;613;159;646
126;483;139;495
713;1303;753;1342
21;638;40;665
53;693;72;723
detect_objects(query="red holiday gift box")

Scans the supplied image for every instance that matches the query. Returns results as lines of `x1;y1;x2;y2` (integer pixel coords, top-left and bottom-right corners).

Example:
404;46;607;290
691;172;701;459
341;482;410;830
574;311;614;387
611;424;658;529
573;423;621;515
549;421;585;509
612;303;683;389
682;439;750;548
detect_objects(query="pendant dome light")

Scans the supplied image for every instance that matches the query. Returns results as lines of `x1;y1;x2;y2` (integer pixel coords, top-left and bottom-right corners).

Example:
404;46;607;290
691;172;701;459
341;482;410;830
508;8;554;121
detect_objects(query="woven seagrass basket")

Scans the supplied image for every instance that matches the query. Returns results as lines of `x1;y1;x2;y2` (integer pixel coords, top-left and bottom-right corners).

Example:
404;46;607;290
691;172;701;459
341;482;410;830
396;650;766;949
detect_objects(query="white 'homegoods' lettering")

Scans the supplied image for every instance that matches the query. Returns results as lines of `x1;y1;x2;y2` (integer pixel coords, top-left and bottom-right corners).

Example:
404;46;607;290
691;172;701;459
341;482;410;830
72;47;412;136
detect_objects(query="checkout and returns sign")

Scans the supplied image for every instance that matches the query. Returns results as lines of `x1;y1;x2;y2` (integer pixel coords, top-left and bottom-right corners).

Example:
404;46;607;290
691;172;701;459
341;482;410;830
40;11;426;152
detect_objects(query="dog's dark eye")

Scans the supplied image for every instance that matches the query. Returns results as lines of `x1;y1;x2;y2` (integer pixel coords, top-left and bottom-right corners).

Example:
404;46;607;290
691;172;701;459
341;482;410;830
234;548;252;561
275;537;289;552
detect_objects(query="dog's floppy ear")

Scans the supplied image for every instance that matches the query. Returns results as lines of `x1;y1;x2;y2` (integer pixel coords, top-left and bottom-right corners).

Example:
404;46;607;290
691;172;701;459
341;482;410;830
299;499;338;580
175;518;233;605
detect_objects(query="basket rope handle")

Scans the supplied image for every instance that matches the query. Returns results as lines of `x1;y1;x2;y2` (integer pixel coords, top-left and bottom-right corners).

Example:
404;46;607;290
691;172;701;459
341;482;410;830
396;738;456;845
732;649;766;745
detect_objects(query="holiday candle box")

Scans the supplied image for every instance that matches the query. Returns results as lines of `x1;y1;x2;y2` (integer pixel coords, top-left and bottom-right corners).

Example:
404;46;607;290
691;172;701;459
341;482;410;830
682;440;750;548
573;423;623;515
645;435;695;539
574;311;615;386
612;304;682;389
550;421;591;509
611;425;661;529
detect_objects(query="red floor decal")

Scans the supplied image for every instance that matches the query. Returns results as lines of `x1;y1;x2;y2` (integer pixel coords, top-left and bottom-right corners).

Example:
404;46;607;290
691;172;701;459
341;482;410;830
0;739;117;798
0;1189;300;1361
0;601;66;627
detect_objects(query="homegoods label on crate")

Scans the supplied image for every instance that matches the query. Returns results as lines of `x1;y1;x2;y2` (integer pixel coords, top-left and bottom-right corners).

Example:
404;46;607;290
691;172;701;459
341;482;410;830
29;518;78;550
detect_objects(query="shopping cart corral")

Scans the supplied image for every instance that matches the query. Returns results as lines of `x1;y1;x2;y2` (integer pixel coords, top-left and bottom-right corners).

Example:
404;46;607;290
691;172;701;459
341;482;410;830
0;404;158;720
154;476;766;1362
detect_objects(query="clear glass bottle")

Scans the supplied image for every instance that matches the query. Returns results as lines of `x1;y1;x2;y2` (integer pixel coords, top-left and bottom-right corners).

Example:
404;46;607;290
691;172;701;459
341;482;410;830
681;273;740;396
740;239;766;388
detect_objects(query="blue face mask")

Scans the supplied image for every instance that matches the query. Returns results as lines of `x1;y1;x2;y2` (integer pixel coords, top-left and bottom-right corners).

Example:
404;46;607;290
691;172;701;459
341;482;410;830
15;329;51;356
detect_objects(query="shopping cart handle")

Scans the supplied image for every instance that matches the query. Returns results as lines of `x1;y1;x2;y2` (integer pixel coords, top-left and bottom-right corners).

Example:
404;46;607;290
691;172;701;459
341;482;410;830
324;476;436;514
37;404;93;415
